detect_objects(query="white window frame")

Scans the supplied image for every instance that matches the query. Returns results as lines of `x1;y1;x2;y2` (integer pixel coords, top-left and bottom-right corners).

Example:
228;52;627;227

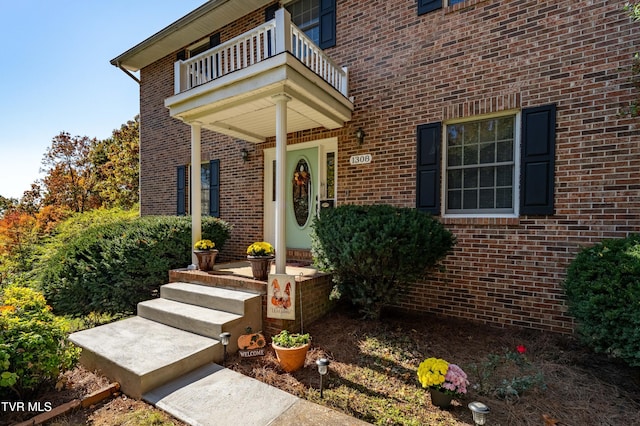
442;110;521;218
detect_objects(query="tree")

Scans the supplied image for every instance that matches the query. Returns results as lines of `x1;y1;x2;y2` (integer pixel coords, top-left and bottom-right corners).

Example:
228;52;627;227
40;132;101;213
0;196;17;218
94;116;140;208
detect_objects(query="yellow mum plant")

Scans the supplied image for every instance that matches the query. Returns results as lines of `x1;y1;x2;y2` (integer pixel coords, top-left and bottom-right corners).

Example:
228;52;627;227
194;239;215;250
247;241;275;257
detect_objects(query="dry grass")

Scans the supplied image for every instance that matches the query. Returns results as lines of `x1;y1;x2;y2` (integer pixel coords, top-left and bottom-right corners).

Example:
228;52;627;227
230;307;640;426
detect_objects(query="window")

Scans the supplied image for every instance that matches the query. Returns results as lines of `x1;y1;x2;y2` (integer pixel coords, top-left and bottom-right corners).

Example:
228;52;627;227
445;115;516;214
416;104;556;217
287;0;320;45
284;0;336;49
177;160;220;217
417;0;465;15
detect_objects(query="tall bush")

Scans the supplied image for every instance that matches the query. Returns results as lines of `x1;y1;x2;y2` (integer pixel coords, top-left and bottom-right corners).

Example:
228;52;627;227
564;234;640;366
40;216;232;316
312;204;455;319
0;286;80;399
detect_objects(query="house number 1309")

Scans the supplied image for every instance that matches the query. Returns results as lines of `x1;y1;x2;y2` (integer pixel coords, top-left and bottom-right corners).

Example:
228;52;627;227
350;154;372;165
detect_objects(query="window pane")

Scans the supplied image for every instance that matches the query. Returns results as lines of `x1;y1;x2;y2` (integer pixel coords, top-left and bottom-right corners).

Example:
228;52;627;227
463;143;478;165
326;152;335;199
448;190;462;210
448;169;462;189
496;140;513;162
496;188;513;208
201;164;210;215
448;124;463;146
479;188;494;208
480;167;494;187
496;165;512;187
463;169;478;189
448;146;462;166
463;189;478;209
497;116;514;140
479;119;496;143
479;142;495;164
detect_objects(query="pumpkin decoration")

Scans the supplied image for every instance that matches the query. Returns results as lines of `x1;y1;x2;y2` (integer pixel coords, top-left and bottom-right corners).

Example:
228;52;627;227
237;327;266;357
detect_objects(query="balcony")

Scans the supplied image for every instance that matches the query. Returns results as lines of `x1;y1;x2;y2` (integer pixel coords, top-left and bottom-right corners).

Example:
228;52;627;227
165;8;353;143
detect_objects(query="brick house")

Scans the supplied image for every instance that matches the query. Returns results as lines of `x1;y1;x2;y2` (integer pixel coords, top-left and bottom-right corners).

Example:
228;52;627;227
111;0;639;334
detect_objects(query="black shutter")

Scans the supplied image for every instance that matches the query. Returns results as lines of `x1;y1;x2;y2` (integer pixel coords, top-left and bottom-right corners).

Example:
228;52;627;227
265;4;278;21
416;123;442;214
520;104;556;215
176;50;186;61
210;33;221;48
209;159;220;217
319;0;336;49
418;0;442;15
177;165;186;216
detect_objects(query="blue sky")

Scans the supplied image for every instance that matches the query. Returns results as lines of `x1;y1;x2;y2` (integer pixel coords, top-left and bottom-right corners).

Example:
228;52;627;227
0;0;205;199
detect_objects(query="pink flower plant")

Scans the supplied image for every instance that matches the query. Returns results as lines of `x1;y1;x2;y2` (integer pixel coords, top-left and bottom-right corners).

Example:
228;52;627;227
440;363;469;395
516;345;527;354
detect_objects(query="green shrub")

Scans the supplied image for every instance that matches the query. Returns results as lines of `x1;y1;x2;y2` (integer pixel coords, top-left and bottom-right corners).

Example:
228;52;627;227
311;204;455;319
564;234;640;366
0;286;80;399
40;215;232;316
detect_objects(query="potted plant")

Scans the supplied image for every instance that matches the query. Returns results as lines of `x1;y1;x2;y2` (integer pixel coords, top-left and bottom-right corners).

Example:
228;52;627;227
194;239;218;272
416;357;469;408
246;241;275;280
271;330;311;372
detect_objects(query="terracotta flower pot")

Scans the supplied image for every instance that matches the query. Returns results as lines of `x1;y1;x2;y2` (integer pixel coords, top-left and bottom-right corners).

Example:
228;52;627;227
194;249;218;272
247;255;274;280
272;342;310;372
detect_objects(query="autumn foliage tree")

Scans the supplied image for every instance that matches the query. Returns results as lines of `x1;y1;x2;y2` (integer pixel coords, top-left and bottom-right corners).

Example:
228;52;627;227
40;132;102;213
93;116;140;209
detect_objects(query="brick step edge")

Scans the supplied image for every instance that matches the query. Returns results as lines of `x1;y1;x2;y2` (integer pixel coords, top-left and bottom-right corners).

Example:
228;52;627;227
15;382;120;426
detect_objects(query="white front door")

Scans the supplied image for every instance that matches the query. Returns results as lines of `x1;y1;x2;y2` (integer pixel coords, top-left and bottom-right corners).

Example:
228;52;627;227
264;138;337;250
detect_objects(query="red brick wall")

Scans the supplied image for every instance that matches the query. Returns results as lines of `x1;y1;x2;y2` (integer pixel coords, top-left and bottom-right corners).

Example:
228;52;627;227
140;0;640;333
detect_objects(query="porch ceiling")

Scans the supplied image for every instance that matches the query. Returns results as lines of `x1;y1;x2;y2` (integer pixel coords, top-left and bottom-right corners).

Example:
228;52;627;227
164;53;354;143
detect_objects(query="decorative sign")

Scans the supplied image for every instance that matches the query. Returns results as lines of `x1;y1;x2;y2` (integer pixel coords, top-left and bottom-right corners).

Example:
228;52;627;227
350;154;372;165
237;327;266;358
267;274;296;320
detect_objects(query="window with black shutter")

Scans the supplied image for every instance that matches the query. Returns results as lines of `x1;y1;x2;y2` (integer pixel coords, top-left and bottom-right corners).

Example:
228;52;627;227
416;104;556;216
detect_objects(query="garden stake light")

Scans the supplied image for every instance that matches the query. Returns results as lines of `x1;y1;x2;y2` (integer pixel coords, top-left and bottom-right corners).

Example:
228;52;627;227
316;358;330;398
468;401;490;425
219;332;231;365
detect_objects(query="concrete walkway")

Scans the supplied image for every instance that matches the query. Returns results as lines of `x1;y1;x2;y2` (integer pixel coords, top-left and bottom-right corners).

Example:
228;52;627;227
144;363;370;426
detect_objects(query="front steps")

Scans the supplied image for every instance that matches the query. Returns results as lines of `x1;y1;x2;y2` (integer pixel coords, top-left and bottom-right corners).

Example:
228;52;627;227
69;282;262;399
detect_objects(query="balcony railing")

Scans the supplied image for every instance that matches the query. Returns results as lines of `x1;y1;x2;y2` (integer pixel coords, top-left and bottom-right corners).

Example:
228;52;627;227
174;8;348;97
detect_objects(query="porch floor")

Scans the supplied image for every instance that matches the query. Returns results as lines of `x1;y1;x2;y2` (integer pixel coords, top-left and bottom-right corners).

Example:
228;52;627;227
211;260;319;280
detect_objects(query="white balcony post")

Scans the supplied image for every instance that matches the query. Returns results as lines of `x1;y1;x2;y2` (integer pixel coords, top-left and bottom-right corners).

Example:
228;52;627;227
274;8;292;55
273;93;290;274
174;61;182;95
341;66;349;97
190;122;202;267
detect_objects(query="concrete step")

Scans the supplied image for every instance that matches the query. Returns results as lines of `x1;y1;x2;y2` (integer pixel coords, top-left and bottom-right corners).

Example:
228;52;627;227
137;298;243;340
160;282;260;315
69;316;220;399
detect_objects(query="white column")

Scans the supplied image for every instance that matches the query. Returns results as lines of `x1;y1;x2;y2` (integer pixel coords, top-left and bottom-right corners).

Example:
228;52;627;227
273;94;290;274
191;122;202;267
